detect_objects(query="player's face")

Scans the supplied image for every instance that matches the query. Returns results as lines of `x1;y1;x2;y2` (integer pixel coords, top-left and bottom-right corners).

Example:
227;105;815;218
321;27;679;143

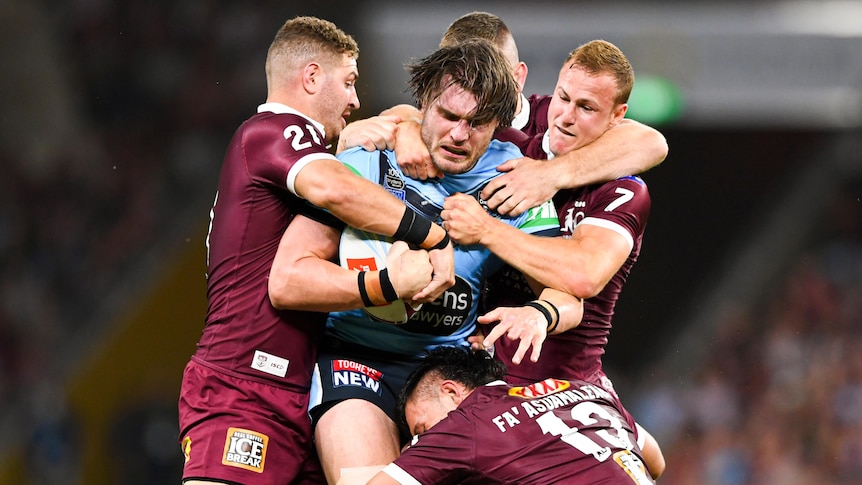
420;84;498;175
404;391;458;436
318;54;360;144
546;66;627;157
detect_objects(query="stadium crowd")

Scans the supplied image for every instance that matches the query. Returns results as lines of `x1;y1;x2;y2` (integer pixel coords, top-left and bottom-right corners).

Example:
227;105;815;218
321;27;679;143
630;182;862;484
0;0;284;403
2;1;859;483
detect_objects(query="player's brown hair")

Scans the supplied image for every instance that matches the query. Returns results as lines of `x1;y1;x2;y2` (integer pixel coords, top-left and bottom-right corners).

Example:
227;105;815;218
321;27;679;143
406;39;519;129
439;11;511;50
265;16;359;80
565;39;634;106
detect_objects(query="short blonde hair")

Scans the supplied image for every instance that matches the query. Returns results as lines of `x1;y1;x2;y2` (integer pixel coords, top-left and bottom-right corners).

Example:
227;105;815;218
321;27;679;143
265;16;358;81
564;40;634;105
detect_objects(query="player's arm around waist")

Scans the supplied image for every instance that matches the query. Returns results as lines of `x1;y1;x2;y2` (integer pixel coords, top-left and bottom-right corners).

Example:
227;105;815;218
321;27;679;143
268;215;432;311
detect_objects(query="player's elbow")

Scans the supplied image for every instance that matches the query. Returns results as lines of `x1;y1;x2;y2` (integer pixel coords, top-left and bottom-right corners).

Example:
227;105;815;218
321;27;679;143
649;453;666;479
268;268;301;310
645;129;668;167
639;425;666;479
644;442;666;479
307;180;352;214
562;275;605;300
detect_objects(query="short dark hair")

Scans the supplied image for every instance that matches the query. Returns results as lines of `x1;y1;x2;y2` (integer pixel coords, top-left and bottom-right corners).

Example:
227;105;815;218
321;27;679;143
406;39;519;128
439;11;511;49
396;346;506;430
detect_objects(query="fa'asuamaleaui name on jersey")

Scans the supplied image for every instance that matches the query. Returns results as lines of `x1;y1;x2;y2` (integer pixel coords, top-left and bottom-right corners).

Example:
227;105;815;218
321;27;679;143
384;378;655;484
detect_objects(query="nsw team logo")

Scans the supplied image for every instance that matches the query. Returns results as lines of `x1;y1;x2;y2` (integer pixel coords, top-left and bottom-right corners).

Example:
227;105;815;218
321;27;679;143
222;427;268;473
331;359;383;394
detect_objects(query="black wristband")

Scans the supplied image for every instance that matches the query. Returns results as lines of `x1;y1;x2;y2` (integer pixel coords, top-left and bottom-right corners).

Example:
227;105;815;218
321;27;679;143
393;208;434;246
378;268;399;302
545;300;561;333
357;271;373;307
524;301;552;328
525;300;560;333
428;232;450;251
393;208;416;241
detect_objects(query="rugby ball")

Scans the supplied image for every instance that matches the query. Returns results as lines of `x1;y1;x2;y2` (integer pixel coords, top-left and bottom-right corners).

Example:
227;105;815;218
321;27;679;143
339;226;421;324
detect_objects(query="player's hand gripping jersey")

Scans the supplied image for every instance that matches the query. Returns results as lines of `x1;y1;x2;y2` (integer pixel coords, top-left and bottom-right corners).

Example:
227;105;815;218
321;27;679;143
329;142;560;355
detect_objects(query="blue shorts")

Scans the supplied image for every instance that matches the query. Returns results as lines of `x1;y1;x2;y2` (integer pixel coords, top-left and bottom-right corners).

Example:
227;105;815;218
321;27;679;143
178;359;324;485
309;337;422;444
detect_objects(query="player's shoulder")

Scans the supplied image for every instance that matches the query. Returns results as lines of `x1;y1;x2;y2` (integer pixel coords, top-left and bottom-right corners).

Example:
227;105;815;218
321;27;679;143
337;146;392;174
586;176;651;216
485;139;524;160
527;93;552;107
241;108;327;151
245;109;309;133
613;175;650;194
336;145;381;162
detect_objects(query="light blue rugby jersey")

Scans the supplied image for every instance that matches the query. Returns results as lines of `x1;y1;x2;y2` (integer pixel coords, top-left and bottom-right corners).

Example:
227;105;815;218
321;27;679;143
328;140;560;356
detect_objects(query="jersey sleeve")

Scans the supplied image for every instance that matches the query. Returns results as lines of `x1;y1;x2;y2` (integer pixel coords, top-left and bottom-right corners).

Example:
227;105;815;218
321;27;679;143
579;176;650;250
297;200;346;230
494;127;546;160
243;112;338;197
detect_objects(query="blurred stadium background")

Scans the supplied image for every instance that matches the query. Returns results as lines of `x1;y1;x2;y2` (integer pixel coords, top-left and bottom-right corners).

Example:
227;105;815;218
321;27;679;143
1;1;860;483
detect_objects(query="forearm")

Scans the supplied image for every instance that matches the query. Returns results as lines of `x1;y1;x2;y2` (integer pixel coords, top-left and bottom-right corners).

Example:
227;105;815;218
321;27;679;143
269;257;371;312
535;287;583;334
268;216;406;312
380;103;421;123
481;219;632;299
552;120;667;188
479;220;593;297
297;159;446;248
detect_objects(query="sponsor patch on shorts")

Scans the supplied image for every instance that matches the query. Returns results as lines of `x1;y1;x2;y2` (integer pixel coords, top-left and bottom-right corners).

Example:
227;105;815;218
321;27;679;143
222;427;268;473
251;349;289;378
181;436;192;464
331;359;383;395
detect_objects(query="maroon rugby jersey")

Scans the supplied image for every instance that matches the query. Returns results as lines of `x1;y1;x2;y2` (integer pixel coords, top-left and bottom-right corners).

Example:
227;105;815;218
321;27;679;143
484;130;651;386
520;94;551;137
385;379;654;484
497;94;551;147
194;103;338;391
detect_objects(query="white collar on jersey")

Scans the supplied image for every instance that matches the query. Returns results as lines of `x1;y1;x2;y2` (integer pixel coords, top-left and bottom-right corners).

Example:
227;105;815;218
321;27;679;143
542;130;554;160
257;102;327;140
510;93;530;131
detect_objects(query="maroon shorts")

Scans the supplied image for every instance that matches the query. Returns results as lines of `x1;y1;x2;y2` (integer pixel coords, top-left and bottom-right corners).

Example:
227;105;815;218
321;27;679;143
178;359;324;484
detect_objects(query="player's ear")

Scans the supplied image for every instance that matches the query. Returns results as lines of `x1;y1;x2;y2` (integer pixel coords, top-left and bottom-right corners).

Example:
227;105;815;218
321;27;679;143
302;62;322;94
440;380;467;406
512;61;528;93
610;103;628;127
